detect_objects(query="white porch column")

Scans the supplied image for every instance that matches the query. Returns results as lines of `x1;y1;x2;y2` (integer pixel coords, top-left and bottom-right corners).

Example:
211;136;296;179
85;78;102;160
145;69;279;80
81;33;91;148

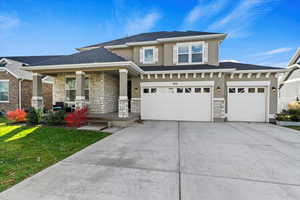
75;71;86;109
32;73;44;109
118;69;129;118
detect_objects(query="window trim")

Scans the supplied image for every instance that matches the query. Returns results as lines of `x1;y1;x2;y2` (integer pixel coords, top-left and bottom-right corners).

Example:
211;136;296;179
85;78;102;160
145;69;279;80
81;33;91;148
142;46;156;64
176;42;204;65
0;80;9;103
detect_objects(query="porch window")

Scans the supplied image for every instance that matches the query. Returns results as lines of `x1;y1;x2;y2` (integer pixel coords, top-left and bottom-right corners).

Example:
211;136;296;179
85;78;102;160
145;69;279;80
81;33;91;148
65;77;89;102
0;80;9;102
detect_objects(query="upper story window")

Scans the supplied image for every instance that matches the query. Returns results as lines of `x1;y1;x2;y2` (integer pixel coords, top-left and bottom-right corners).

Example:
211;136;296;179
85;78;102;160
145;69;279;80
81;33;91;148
140;47;158;64
174;42;208;65
0;80;9;102
177;42;203;64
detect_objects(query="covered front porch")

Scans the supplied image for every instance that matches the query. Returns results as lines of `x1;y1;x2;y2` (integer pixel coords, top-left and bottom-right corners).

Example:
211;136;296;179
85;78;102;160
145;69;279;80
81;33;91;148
25;62;143;119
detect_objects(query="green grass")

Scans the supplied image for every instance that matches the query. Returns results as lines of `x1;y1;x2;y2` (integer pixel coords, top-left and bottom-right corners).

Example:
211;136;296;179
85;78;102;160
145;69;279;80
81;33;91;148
286;126;300;131
0;117;111;192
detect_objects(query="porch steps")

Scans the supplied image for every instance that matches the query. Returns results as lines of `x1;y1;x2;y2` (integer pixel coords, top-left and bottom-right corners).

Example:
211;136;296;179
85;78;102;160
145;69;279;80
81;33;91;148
86;117;112;128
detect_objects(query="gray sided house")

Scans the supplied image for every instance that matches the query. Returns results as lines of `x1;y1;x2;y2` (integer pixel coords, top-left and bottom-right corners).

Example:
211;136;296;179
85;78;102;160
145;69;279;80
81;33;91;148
279;47;300;111
23;31;286;122
0;56;61;112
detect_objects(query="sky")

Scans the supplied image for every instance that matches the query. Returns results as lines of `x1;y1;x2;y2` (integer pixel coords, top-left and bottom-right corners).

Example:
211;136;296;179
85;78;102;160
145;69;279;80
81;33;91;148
0;0;299;67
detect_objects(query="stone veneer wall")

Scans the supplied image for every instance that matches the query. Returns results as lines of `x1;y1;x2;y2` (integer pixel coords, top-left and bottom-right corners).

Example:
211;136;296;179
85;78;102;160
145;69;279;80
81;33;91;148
53;72;118;114
131;98;140;113
213;98;225;121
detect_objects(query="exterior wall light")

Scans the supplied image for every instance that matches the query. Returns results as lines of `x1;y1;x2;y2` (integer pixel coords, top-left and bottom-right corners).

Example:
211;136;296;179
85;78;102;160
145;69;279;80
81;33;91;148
272;87;276;93
216;86;221;92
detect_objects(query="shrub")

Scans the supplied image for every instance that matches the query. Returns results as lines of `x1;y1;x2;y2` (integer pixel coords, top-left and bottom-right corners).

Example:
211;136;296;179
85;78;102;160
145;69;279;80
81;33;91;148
43;110;66;126
275;114;291;121
6;109;27;122
27;108;43;125
64;107;88;127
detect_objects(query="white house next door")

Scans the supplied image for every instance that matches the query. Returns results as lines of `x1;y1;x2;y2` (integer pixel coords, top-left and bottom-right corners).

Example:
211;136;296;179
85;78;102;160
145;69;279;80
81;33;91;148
227;85;268;122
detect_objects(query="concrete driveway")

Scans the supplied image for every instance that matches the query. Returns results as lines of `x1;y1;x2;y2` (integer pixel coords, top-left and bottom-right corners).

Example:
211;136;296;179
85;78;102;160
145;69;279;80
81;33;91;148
1;122;300;199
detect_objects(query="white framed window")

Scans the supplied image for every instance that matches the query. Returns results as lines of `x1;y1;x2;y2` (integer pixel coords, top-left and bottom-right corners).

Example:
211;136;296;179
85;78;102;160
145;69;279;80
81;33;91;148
175;42;205;64
140;47;158;64
65;77;89;102
0;80;9;102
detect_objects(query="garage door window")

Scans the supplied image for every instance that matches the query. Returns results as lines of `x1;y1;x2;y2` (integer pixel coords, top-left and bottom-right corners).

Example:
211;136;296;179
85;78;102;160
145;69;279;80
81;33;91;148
258;88;265;93
203;88;210;93
238;88;245;93
248;88;255;93
177;88;184;93
151;88;157;93
229;88;236;93
185;88;192;93
143;88;149;93
195;88;201;93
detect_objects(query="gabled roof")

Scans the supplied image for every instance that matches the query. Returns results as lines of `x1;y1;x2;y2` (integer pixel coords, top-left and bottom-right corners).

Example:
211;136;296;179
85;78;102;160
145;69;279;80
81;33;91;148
79;31;222;49
30;47;126;66
288;47;300;66
140;62;284;72
0;55;63;65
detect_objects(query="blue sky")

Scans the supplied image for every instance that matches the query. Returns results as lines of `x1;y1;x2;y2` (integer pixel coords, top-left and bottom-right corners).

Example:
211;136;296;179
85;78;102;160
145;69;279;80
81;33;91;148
0;0;299;67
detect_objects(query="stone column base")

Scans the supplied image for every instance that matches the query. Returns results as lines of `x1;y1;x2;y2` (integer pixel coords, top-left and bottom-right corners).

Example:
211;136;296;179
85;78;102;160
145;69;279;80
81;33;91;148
118;98;129;118
32;96;44;109
213;98;225;121
75;96;87;109
130;98;141;113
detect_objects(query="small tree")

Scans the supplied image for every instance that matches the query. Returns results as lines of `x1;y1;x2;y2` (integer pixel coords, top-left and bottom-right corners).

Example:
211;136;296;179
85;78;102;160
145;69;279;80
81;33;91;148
64;107;88;127
27;108;43;125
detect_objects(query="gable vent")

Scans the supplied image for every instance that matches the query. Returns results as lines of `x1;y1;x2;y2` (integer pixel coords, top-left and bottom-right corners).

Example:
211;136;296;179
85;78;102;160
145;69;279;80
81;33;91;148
0;60;7;67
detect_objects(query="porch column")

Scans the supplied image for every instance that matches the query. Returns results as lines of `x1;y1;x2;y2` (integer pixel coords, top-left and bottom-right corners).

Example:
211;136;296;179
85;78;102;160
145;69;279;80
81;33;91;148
32;73;44;109
75;71;86;109
118;69;129;118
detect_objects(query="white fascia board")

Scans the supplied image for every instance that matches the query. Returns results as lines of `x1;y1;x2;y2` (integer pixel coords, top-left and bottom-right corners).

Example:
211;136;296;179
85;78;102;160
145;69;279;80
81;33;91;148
141;81;215;87
287;63;300;69
157;34;227;42
143;68;235;74
21;61;144;74
0;67;21;79
126;41;159;46
104;44;128;49
226;81;270;87
288;47;300;66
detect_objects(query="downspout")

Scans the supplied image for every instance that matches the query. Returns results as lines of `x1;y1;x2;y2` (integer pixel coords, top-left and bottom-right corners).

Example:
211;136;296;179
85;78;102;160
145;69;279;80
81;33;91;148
18;79;22;109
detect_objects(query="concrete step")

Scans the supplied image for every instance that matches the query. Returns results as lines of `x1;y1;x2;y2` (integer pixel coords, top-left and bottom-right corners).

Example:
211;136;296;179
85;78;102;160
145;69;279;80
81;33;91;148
78;125;107;131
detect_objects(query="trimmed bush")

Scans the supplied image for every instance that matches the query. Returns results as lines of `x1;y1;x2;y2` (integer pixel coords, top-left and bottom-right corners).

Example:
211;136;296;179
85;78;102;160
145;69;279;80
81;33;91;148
27;108;43;125
43;110;66;126
6;109;27;122
64;107;88;127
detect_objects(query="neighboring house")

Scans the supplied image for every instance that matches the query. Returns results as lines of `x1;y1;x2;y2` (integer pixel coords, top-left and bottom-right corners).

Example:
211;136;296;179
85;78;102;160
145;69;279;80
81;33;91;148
279;47;300;110
0;56;61;112
23;31;286;122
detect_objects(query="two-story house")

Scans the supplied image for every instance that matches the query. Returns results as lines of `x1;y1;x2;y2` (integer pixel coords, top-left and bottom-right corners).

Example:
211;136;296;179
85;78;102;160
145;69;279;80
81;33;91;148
23;31;286;122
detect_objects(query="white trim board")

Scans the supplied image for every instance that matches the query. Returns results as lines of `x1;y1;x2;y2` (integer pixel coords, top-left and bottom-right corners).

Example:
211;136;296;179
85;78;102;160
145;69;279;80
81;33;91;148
227;81;270;87
141;81;214;87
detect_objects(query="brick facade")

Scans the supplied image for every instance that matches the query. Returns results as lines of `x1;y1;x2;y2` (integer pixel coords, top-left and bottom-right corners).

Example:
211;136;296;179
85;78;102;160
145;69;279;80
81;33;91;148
0;71;52;113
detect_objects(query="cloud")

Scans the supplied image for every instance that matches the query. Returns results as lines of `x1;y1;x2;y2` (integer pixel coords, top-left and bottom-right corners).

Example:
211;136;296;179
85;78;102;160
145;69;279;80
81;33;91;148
0;15;19;31
255;47;293;56
183;0;228;26
125;12;160;35
207;0;279;38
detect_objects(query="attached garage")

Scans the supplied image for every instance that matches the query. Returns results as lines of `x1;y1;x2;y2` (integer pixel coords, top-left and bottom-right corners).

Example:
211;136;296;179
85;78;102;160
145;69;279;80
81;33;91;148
141;81;214;121
227;81;269;122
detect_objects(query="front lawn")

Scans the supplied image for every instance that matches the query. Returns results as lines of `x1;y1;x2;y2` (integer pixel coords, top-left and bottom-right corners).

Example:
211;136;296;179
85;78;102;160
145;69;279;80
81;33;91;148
0;118;110;192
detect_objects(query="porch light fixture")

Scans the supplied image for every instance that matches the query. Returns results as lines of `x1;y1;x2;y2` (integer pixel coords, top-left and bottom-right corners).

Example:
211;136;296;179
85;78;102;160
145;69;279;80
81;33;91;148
216;86;221;92
272;87;276;93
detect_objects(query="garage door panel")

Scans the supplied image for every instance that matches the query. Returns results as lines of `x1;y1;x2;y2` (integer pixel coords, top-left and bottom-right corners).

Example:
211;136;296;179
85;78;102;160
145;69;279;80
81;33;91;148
141;86;212;121
227;87;267;122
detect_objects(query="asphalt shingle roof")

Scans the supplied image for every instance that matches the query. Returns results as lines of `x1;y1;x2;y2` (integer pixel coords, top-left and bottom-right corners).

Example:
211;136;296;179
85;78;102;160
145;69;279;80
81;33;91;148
0;55;63;65
80;31;221;49
140;62;283;71
31;47;126;66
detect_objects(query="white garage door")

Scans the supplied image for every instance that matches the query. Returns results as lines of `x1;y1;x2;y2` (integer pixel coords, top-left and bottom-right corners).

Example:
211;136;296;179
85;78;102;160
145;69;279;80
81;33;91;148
141;82;213;121
227;86;267;122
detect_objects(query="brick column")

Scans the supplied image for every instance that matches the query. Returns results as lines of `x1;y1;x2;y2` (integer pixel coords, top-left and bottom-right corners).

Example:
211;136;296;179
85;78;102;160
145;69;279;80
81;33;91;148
32;73;44;109
118;69;129;118
75;71;86;109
